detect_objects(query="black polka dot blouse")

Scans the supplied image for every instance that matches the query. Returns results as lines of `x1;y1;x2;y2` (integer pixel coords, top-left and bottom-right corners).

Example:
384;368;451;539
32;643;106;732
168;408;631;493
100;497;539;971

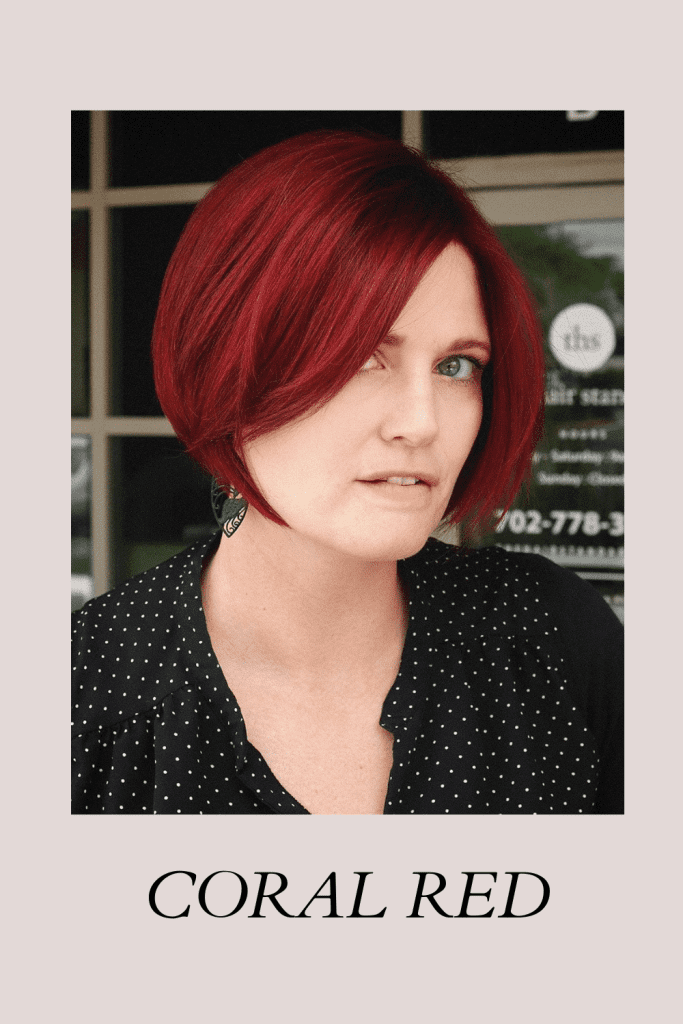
72;534;623;814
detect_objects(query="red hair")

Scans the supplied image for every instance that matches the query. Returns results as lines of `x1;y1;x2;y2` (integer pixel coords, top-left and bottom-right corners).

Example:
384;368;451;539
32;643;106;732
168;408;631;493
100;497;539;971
152;130;544;539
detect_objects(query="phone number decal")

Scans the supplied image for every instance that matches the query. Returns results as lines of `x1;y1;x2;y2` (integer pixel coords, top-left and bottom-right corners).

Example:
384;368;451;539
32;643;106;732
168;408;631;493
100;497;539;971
496;510;624;537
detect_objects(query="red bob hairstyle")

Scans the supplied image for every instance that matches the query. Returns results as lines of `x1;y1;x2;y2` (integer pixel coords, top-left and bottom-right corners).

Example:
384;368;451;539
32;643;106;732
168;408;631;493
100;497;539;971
152;130;544;538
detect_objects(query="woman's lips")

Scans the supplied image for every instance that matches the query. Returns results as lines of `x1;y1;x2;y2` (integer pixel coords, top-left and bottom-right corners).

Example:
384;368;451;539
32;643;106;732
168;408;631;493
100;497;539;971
357;479;433;506
360;471;438;487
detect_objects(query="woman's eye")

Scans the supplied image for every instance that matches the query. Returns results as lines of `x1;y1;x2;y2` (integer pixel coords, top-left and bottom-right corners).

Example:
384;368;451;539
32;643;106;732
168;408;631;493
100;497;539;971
437;355;478;380
359;352;482;378
359;353;380;372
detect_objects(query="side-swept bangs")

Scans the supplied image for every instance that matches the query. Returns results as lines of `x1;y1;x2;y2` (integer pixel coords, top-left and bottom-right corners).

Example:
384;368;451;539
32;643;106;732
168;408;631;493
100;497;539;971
152;130;544;537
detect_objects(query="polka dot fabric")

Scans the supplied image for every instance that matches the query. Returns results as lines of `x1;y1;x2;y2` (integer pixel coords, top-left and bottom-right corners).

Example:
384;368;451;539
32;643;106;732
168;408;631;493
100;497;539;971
72;533;623;814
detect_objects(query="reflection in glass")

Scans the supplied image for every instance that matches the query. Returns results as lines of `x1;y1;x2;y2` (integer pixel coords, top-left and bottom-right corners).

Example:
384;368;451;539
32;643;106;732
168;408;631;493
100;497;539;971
478;220;624;609
109;110;403;188
71;211;89;417
72;436;93;611
71;111;90;191
424;110;624;159
111;205;195;415
111;436;217;588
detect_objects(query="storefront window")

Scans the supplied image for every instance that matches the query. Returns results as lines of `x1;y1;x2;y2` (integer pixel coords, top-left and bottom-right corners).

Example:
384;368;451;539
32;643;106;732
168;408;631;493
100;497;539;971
110;436;216;587
479;219;624;616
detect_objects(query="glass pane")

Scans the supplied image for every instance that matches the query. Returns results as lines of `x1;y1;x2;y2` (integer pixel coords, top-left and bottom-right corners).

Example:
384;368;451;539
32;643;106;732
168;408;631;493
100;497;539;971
479;219;624;608
110;436;217;588
71;210;89;417
110;204;195;416
109;110;403;187
424;110;624;159
72;436;93;611
71;110;90;191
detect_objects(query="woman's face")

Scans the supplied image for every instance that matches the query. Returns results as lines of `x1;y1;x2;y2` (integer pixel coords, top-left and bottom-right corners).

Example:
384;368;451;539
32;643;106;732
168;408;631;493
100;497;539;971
244;242;491;563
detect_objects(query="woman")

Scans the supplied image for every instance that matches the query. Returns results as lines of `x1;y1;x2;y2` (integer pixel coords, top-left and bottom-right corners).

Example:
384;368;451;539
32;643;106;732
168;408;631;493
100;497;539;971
72;130;623;814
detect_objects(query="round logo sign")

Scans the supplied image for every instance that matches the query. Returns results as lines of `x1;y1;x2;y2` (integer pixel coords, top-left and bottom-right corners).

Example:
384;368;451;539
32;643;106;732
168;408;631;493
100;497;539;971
548;303;616;373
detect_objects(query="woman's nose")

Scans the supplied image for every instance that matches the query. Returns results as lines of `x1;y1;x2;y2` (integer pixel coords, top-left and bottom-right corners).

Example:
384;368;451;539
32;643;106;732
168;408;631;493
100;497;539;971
378;374;439;447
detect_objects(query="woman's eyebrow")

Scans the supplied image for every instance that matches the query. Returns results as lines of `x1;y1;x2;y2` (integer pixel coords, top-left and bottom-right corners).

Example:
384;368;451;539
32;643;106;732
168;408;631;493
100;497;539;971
384;333;491;355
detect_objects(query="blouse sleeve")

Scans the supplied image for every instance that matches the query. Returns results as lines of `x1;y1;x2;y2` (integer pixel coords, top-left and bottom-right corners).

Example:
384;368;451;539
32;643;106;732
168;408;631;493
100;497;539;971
519;554;624;813
71;599;158;814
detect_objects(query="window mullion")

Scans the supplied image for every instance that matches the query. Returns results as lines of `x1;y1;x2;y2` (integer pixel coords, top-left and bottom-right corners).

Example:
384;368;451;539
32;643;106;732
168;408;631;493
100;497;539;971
402;111;423;152
89;110;112;596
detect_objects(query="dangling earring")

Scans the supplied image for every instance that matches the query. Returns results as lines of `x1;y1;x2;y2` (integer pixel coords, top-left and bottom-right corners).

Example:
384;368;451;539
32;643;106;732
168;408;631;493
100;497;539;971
211;478;248;538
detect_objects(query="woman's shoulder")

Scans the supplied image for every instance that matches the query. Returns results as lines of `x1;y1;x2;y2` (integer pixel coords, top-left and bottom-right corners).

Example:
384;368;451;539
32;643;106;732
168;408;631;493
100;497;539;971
406;538;623;754
405;536;622;641
406;538;623;709
72;533;216;631
412;534;612;594
71;533;219;736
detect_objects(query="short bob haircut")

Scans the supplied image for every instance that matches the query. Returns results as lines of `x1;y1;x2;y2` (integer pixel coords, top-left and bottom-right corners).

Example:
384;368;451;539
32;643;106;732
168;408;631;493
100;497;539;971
153;130;544;539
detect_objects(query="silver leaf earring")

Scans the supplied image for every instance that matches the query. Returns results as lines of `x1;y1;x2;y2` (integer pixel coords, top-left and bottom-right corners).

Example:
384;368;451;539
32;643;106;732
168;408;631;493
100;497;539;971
211;478;248;538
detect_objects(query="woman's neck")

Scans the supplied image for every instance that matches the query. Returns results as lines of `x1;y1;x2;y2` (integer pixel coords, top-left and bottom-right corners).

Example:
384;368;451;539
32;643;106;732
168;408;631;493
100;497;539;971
201;512;408;685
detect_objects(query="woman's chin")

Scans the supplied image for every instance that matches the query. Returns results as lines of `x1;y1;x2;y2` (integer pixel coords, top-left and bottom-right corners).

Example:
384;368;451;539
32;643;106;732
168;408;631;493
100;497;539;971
335;527;435;565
